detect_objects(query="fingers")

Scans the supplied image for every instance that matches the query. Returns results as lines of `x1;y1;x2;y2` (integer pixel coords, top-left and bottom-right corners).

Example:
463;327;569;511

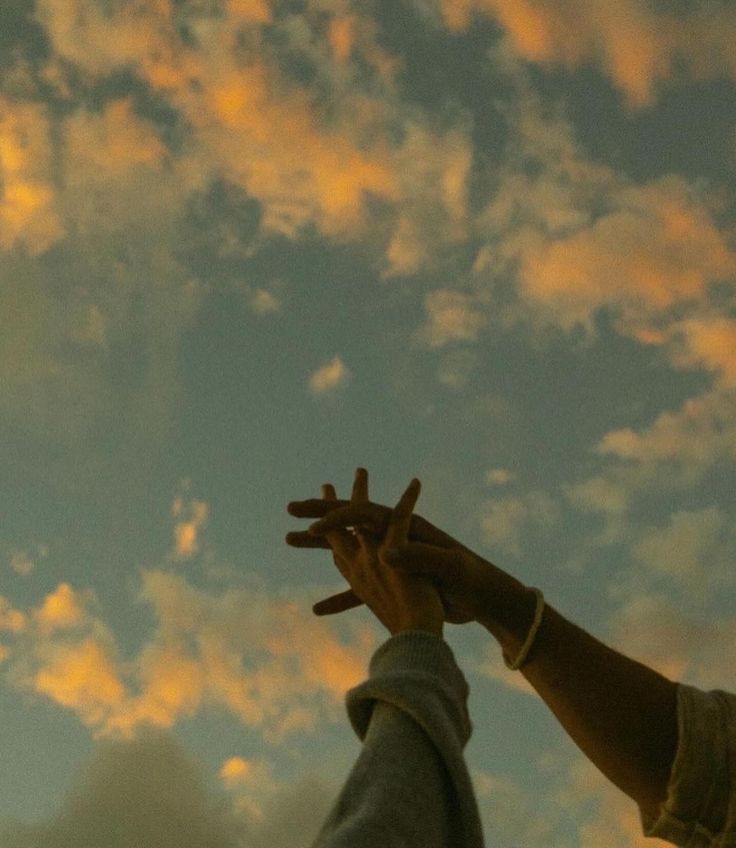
287;498;350;518
307;503;384;536
286;483;342;547
383;478;421;550
285;531;332;549
351;467;369;503
312;589;363;616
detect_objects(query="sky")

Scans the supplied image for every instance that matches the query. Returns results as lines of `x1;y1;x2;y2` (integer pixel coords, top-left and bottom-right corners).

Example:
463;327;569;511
0;0;735;845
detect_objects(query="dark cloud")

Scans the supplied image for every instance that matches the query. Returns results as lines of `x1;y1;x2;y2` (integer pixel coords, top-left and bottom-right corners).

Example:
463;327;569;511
0;729;336;848
0;731;242;848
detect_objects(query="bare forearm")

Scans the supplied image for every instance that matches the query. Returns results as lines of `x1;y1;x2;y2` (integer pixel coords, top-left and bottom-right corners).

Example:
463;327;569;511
480;585;679;817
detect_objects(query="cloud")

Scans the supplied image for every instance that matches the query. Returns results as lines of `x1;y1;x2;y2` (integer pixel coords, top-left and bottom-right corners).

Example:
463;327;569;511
33;582;90;635
0;96;64;255
33;0;473;259
0;731;245;848
7;543;48;576
602;589;736;695
485;468;516;486
435;0;736;109
631;506;735;602
308;355;352;395
219;755;278;821
554;750;673;848
0;597;26;635
2;570;378;741
0;728;338;848
476;490;560;558
248;288;282;315
170;495;210;560
472;766;567;845
480;118;736;339
590;387;736;491
413;290;489;349
465;65;736;533
0;1;479;487
437;348;480;388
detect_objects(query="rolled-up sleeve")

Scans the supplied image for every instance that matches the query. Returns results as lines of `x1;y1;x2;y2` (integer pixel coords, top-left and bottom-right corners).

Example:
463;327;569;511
310;630;485;848
640;683;736;846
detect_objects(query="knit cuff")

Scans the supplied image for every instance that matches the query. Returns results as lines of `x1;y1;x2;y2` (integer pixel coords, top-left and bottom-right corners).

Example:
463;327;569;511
345;630;472;748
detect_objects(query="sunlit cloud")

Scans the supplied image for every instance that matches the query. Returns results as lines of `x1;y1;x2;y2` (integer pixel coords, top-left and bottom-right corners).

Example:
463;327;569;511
485;468;516;486
631;506;734;603
33;582;90;635
171;495;210;560
414;290;489;349
476;490;560;558
0;597;26;635
33;0;472;261
479;111;736;338
2;570;377;741
434;0;736;109
0;96;64;255
249;288;282;316
220;755;278;822
308;355;352;395
607;594;736;693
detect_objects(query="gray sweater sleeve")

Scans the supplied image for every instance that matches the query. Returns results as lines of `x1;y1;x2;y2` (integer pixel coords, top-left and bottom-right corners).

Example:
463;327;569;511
640;683;736;846
310;629;485;848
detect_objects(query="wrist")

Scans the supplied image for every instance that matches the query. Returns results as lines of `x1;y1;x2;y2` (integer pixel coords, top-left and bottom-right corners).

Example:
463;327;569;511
393;620;444;638
478;581;538;656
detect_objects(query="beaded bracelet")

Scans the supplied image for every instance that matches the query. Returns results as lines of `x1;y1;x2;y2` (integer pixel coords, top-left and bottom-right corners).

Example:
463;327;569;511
503;588;545;671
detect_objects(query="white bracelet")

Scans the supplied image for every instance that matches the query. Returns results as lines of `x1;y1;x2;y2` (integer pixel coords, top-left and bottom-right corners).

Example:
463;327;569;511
504;588;545;671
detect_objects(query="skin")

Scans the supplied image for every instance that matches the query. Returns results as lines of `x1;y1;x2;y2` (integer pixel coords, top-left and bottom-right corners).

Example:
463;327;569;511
310;468;445;638
286;467;679;820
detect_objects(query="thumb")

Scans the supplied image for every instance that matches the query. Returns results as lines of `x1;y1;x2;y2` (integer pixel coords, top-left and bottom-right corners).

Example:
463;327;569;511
381;543;463;581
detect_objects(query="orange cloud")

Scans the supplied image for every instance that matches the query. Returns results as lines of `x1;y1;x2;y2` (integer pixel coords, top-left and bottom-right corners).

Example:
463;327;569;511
34;0;471;267
64;97;168;176
517;177;736;334
329;15;356;64
668;317;736;388
34;638;126;727
171;497;210;560
0;596;26;634
34;582;88;635
308;356;352;395
3;571;378;741
0;97;64;255
596;389;736;467
438;0;736;109
414;290;488;348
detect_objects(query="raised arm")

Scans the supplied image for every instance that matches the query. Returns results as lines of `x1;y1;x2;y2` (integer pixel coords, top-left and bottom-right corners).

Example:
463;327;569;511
291;481;678;821
479;581;678;820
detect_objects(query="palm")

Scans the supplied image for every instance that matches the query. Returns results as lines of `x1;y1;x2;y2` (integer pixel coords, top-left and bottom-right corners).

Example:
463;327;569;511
288;491;478;625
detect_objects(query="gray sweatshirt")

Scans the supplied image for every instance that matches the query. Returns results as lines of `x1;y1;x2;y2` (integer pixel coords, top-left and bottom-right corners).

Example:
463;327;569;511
311;629;485;848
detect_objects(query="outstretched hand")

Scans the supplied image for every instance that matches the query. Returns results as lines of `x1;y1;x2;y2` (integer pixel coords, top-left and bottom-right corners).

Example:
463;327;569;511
287;468;513;627
290;468;444;636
